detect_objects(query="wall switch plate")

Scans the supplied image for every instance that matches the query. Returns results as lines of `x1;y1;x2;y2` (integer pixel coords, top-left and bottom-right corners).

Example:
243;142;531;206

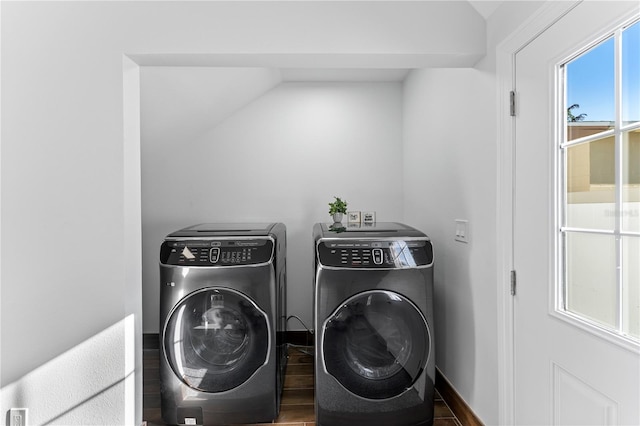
455;219;469;243
9;408;28;426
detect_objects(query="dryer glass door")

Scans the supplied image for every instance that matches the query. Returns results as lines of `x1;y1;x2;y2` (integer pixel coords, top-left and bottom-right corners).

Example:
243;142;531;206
163;287;269;392
322;290;430;399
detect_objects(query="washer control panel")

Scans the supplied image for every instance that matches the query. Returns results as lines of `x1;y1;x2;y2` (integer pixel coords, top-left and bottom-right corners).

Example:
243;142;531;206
161;238;273;266
317;239;433;269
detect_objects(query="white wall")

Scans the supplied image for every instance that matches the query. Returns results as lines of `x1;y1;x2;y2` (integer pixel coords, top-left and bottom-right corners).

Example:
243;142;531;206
1;2;486;424
403;67;499;423
401;2;546;423
141;75;404;333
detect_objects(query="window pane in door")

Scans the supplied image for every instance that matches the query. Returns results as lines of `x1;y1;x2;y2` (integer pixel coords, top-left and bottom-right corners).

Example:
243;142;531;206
566;37;614;141
622;236;640;339
560;17;639;344
622;21;639;126
623;129;640;233
565;137;616;230
565;232;617;329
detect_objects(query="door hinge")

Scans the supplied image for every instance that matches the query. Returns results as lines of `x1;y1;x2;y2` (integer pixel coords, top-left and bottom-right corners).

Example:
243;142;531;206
509;91;516;117
510;270;517;296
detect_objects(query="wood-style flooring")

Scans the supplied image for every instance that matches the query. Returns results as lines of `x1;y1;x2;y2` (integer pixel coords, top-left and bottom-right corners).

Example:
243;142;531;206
143;345;463;426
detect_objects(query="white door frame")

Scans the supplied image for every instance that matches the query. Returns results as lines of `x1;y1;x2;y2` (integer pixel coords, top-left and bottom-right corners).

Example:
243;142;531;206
495;1;581;424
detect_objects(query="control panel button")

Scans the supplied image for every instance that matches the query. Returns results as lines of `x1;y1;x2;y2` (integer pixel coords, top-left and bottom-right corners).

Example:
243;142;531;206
210;247;220;263
372;248;383;265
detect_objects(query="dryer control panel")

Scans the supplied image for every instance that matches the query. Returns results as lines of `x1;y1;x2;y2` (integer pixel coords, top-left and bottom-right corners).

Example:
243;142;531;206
161;239;273;266
317;239;433;269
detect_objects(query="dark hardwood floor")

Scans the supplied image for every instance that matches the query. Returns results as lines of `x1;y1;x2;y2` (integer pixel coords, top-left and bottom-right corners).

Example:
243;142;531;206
143;345;463;426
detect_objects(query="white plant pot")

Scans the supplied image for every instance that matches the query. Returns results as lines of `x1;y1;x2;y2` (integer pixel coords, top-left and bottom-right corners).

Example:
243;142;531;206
332;213;344;223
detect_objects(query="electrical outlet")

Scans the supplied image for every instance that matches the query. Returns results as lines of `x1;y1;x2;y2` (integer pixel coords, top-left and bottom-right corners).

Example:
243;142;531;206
9;408;28;426
455;219;469;243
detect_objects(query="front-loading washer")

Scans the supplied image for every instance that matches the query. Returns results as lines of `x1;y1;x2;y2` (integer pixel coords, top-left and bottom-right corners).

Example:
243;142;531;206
313;222;435;426
159;223;287;425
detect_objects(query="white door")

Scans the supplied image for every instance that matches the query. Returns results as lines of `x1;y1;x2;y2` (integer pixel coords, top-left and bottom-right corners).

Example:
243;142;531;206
514;2;640;424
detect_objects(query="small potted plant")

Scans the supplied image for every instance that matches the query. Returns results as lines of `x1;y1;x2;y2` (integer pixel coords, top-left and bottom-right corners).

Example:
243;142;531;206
328;196;348;223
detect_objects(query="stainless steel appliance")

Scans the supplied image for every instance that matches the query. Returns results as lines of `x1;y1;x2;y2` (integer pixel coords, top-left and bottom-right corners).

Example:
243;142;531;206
159;223;287;425
313;222;435;426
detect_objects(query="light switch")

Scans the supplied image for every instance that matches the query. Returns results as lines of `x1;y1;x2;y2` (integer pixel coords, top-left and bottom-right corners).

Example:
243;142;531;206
455;219;469;243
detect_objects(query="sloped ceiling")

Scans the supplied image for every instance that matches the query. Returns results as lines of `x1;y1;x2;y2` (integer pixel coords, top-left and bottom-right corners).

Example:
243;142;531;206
141;1;490;141
141;67;282;146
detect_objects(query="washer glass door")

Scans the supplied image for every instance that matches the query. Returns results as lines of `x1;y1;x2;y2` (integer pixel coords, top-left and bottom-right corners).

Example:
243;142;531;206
322;290;430;399
163;287;269;392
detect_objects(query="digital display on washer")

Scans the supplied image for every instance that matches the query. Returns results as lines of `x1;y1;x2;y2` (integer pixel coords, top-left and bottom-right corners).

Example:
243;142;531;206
317;240;433;268
160;239;273;266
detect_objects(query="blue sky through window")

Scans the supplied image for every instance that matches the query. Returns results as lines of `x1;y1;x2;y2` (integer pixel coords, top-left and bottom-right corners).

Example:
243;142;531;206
566;20;639;123
622;20;639;123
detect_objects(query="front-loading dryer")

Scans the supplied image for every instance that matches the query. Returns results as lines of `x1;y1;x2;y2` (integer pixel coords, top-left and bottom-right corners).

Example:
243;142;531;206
313;222;434;426
159;223;287;425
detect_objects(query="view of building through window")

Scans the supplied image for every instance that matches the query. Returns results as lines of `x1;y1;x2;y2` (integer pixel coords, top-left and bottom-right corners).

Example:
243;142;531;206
561;19;639;341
